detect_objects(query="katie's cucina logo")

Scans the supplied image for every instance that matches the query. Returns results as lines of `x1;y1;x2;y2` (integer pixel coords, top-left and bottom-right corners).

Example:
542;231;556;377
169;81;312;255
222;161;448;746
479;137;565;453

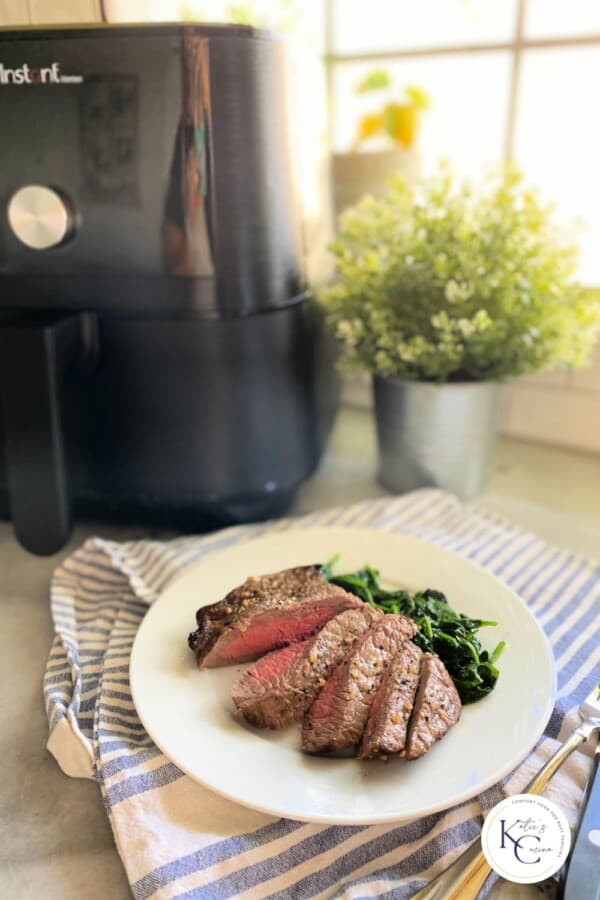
0;62;83;85
481;794;571;884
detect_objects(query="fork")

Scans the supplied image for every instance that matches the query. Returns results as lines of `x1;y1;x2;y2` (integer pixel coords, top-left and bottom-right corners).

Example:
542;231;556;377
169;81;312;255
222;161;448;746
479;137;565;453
412;682;600;900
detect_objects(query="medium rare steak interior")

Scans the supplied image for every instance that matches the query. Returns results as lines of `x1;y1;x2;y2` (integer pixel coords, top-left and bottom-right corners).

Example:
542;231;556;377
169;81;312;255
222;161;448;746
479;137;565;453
232;606;382;729
188;565;362;668
302;615;419;754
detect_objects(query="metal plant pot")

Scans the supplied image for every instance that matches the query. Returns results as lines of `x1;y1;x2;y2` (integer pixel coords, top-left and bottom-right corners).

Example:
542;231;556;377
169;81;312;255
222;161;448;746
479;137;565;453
373;376;502;499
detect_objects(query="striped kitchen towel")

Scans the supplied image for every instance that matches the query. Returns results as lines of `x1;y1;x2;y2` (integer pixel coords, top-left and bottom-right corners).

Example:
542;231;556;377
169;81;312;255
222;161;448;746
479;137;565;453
44;489;599;899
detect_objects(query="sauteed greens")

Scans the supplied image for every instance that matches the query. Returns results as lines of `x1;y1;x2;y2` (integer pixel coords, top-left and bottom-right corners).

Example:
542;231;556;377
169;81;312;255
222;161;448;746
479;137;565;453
320;556;505;704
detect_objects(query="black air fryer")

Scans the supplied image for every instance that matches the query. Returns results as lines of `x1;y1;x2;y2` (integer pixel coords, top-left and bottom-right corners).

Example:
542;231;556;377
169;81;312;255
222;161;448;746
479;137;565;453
0;23;336;555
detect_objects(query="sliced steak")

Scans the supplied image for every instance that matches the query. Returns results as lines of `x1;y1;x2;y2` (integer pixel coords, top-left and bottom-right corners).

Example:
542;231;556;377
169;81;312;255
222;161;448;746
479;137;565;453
188;565;362;668
232;640;310;726
232;606;382;729
358;641;422;759
405;653;461;760
302;615;419;754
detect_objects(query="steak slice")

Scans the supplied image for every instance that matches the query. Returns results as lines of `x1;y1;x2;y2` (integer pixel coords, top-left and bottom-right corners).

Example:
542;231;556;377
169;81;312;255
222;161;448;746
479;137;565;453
302;614;419;754
188;565;362;668
232;640;311;726
358;641;422;760
232;606;382;729
405;653;461;760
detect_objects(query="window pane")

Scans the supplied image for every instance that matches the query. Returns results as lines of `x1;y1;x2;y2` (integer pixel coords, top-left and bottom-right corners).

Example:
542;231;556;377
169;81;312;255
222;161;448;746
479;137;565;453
180;1;322;45
524;0;600;39
332;53;511;179
514;47;600;284
331;0;516;54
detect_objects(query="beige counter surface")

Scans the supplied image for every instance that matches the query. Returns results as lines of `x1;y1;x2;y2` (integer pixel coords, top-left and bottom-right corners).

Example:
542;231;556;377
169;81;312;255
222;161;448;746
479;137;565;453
1;407;599;899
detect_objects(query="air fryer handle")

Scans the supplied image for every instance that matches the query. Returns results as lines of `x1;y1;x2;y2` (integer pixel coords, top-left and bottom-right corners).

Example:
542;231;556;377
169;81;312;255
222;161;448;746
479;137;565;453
0;313;98;555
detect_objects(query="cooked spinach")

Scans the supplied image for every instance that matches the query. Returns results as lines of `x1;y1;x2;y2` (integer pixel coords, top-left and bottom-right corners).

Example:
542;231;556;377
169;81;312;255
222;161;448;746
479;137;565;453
320;557;504;704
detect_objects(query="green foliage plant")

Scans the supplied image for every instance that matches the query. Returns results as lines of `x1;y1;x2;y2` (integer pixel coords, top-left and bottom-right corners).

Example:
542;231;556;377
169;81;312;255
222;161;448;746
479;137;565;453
322;166;600;382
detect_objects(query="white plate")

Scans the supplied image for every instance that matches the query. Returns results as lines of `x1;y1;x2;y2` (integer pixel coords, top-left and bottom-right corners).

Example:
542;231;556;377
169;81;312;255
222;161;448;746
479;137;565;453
130;528;555;825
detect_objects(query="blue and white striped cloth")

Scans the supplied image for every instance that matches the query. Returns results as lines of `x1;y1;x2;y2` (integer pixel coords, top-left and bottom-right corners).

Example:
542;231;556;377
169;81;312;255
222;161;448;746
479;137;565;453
44;490;599;899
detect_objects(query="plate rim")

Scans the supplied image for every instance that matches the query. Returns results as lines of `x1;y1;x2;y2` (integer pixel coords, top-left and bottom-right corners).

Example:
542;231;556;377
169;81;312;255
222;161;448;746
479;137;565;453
130;526;557;825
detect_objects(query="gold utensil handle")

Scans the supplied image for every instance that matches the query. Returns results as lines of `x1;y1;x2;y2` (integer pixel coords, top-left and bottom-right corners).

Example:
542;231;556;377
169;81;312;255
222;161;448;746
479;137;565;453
440;853;491;900
412;729;589;900
525;730;587;794
411;841;491;900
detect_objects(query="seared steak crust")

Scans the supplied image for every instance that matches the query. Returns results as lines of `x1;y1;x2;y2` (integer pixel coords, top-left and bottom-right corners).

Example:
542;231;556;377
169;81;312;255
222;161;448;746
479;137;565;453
358;641;422;759
302;615;419;754
232;606;382;729
405;653;461;760
188;565;362;668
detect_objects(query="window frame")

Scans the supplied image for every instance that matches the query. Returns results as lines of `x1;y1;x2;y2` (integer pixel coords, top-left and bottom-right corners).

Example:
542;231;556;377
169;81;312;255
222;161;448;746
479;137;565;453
323;0;600;287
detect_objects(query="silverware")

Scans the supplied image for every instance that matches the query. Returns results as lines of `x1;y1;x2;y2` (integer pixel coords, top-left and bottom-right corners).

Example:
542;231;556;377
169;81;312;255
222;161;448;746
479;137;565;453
563;736;600;900
412;682;600;900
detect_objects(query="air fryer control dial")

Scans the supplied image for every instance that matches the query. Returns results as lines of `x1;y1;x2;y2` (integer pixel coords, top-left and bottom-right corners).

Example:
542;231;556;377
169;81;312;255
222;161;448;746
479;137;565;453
7;185;73;250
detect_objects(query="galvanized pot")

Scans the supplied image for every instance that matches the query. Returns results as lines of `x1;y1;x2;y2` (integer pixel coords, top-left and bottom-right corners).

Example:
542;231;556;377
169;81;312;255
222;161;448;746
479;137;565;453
373;376;502;500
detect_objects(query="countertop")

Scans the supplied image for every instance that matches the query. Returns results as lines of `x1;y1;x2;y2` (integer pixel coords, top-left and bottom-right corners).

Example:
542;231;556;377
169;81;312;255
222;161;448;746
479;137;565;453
1;406;599;900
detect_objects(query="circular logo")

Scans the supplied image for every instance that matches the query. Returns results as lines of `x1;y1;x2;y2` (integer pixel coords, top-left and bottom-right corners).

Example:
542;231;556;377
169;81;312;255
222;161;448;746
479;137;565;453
481;794;571;884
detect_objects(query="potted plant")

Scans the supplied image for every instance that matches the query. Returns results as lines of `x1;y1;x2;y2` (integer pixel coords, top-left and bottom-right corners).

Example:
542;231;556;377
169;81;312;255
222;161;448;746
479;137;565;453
332;70;429;218
322;166;600;499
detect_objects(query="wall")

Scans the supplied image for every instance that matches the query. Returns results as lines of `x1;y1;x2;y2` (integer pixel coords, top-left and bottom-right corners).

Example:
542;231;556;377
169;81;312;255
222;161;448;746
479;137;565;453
0;1;100;23
504;349;600;454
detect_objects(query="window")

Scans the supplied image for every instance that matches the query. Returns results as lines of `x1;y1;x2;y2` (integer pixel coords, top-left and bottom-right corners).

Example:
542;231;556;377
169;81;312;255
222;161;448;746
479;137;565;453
326;0;600;285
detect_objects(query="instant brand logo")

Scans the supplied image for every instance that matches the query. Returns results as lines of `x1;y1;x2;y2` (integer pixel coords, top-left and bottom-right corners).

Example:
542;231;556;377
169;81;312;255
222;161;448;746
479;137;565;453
481;794;571;884
0;62;83;85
